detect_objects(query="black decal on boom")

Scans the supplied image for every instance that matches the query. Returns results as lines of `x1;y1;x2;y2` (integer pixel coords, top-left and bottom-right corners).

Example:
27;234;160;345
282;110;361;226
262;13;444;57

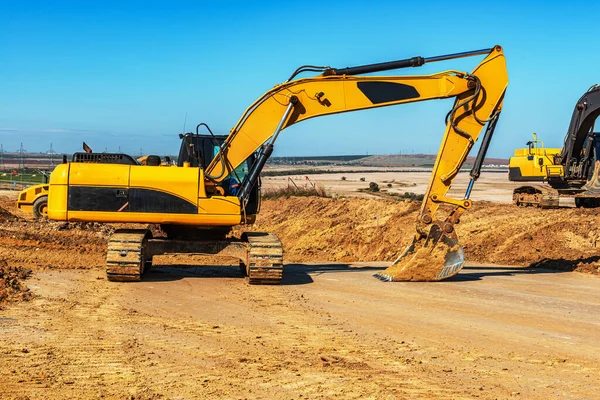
357;82;420;104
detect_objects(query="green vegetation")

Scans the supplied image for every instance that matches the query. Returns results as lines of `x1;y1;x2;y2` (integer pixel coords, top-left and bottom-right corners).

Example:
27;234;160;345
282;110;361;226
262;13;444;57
396;192;424;201
0;169;48;186
368;182;380;192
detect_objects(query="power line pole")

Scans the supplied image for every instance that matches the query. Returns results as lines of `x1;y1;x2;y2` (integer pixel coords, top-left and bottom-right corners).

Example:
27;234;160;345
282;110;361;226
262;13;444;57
47;143;57;168
18;142;26;169
0;144;4;170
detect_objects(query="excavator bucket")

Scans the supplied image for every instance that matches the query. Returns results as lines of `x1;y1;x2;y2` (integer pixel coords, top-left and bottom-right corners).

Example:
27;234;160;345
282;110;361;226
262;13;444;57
374;223;465;282
581;161;600;194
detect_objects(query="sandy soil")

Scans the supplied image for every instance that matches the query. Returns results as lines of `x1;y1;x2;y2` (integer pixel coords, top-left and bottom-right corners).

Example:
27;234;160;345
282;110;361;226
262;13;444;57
1;188;600;398
3;193;598;276
1;264;599;399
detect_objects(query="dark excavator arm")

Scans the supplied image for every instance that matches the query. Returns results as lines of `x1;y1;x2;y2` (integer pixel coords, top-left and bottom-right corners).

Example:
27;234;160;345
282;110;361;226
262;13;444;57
555;85;600;176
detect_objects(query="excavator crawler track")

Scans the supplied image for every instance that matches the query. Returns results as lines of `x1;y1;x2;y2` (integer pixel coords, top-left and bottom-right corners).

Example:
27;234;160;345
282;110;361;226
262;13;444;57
106;229;150;282
242;232;283;285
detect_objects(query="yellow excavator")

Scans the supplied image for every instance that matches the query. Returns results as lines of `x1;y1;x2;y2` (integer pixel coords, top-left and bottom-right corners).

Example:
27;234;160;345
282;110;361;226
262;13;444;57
510;85;600;208
46;45;508;283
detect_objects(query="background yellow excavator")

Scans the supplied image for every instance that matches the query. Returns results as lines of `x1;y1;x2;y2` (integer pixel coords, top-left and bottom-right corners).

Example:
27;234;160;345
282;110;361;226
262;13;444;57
16;183;49;218
510;85;600;208
46;45;508;283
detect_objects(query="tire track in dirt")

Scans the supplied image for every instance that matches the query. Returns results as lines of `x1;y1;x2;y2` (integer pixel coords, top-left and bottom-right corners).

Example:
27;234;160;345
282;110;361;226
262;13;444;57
111;269;463;399
0;271;160;398
0;267;490;399
2;264;600;398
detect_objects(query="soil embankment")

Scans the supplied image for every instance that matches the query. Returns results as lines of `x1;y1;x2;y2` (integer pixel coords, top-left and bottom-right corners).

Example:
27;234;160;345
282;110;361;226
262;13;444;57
1;194;599;280
242;197;600;274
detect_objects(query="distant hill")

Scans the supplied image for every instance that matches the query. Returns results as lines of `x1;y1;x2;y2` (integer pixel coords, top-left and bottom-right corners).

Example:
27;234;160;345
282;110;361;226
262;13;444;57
269;155;369;164
356;154;509;167
268;154;508;168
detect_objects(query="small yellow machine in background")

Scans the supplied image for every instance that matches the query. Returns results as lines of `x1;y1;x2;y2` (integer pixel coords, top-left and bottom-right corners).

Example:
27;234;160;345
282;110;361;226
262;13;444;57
509;133;562;181
16;184;49;218
509;85;600;208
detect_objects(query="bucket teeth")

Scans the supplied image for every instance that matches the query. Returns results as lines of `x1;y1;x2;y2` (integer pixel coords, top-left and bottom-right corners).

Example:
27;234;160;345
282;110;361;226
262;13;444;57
242;232;284;285
375;223;465;282
373;273;394;282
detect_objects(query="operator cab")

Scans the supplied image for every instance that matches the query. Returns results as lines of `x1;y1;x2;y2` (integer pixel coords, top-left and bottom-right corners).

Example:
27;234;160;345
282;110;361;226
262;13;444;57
177;133;224;168
177;131;260;214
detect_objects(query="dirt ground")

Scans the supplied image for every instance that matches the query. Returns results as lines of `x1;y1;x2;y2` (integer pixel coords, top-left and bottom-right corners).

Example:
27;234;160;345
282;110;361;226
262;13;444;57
1;186;600;399
1;193;598;276
2;264;600;399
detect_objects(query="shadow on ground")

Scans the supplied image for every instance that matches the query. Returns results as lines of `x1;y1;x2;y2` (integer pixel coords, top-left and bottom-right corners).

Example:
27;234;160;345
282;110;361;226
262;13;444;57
528;255;600;273
143;263;385;285
448;256;600;282
141;257;597;285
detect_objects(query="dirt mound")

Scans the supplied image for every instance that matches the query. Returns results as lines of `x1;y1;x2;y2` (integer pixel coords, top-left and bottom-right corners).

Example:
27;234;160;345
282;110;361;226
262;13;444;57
240;197;600;275
237;196;420;262
0;191;598;276
0;216;110;271
0;205;20;222
0;261;32;307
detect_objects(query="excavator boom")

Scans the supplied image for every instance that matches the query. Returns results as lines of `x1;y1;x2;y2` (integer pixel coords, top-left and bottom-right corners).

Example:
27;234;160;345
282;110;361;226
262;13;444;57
555;84;600;169
207;46;508;281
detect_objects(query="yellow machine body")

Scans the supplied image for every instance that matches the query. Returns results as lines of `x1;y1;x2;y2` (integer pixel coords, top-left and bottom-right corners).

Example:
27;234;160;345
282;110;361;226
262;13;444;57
508;134;562;182
48;47;507;231
16;184;49;214
48;163;244;226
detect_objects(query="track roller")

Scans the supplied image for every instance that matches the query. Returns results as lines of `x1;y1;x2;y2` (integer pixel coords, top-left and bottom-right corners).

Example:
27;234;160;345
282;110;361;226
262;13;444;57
106;229;151;282
242;232;283;285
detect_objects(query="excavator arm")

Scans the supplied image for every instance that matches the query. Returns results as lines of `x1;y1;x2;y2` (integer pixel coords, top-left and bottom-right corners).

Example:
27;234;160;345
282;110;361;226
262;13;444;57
207;46;508;281
555;84;600;180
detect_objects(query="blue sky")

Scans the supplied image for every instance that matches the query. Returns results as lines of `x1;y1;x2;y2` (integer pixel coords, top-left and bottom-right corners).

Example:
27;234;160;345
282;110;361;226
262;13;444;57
1;0;599;158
